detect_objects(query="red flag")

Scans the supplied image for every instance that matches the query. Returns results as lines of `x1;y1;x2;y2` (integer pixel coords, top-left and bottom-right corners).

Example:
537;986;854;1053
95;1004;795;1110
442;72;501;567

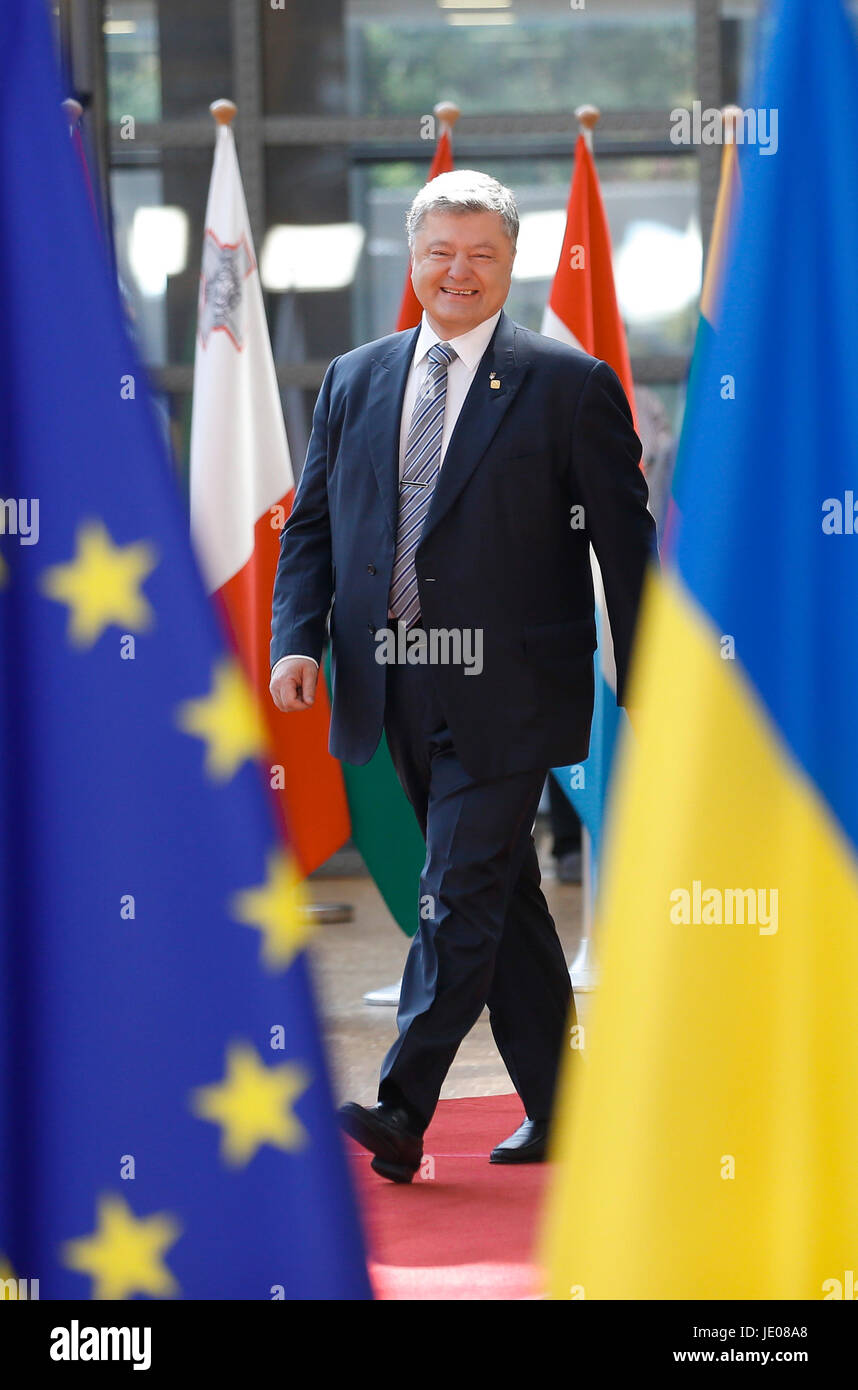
395;127;454;330
543;133;636;427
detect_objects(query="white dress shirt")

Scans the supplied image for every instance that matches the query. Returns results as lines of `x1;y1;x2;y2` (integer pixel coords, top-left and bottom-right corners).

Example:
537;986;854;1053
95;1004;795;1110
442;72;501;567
272;308;502;679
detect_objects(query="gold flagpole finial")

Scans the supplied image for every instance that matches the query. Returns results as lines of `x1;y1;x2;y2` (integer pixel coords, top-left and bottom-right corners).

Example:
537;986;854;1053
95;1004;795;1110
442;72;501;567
575;104;601;152
433;101;461;136
721;104;743;145
209;100;238;127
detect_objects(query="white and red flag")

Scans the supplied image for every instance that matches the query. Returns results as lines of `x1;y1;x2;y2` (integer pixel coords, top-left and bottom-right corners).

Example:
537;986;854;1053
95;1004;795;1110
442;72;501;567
542;126;639;861
190;108;349;875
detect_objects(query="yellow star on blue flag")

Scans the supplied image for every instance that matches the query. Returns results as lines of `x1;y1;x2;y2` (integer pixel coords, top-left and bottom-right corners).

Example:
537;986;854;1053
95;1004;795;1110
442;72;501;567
191;1042;310;1165
41;519;157;647
62;1195;181;1301
176;658;267;781
231;851;311;969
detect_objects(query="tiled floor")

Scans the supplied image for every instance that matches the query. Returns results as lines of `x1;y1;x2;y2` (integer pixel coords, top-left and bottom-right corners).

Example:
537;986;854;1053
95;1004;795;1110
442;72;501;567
307;821;591;1108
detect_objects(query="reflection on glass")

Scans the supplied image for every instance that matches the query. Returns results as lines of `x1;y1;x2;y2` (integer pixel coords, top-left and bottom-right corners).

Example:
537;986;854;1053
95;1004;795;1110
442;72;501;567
350;2;694;117
129;206;189;297
261;0;694;118
638;381;684;538
104;0;233;124
260;224;366;292
105;1;161;124
615;219;701;335
111;152;212;367
113;166;169;363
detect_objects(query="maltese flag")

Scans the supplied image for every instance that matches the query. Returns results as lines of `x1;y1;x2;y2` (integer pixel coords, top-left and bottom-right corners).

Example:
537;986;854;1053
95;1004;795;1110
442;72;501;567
190;109;349;874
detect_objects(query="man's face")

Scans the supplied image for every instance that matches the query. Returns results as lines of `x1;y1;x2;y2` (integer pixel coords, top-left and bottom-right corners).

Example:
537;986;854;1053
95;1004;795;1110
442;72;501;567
410;208;515;339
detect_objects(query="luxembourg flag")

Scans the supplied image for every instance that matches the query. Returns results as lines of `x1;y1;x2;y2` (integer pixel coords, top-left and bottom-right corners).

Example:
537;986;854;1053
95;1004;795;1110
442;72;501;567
542;120;637;859
190;103;350;875
663;120;741;557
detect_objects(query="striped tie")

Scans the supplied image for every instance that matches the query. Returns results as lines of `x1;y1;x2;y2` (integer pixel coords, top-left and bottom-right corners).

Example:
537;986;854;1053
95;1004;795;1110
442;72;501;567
389;341;457;627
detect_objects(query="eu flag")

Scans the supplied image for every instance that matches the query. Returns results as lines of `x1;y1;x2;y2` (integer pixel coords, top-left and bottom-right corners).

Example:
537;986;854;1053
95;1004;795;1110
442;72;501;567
0;0;370;1299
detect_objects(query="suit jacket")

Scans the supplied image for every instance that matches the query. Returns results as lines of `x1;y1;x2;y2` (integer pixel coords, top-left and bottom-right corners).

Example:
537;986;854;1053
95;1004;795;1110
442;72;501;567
271;309;657;780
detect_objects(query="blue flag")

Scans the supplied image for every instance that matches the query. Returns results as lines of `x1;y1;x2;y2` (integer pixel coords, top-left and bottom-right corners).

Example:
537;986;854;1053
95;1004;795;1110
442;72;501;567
0;0;370;1300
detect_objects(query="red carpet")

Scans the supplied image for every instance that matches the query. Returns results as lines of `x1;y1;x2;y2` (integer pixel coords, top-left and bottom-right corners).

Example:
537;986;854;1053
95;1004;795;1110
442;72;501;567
346;1094;549;1300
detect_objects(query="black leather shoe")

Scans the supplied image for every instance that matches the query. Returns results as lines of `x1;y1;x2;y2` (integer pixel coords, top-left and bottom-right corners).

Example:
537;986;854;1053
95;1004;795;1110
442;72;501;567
489;1118;549;1164
338;1102;423;1183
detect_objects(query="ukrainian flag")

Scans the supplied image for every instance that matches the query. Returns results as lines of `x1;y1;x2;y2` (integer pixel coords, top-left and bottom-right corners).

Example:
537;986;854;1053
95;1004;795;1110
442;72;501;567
0;0;369;1299
543;0;858;1299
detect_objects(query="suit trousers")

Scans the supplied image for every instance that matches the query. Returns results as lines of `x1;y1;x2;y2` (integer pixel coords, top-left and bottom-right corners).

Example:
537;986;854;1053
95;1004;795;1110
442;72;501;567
377;653;575;1132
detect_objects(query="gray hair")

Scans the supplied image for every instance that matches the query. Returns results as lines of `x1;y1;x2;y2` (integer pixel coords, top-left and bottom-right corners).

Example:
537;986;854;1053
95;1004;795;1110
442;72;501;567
406;169;519;250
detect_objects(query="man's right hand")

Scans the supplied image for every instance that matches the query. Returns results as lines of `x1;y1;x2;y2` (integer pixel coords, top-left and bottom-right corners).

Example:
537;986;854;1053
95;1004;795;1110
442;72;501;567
270;658;318;713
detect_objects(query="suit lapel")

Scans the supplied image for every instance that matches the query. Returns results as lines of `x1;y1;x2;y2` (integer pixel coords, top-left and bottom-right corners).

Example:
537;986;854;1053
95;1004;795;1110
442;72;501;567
364;310;530;544
421;310;530;546
366;326;420;539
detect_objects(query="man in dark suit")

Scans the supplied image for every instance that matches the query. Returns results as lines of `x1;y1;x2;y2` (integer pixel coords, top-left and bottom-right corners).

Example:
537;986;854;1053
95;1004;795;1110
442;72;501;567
270;170;656;1182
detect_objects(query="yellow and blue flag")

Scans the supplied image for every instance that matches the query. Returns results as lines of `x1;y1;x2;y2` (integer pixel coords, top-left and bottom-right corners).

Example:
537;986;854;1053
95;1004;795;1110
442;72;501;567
543;0;858;1299
0;0;369;1299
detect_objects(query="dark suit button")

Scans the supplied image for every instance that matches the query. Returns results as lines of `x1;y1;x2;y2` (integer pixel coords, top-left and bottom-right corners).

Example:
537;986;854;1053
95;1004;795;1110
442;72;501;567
367;563;376;575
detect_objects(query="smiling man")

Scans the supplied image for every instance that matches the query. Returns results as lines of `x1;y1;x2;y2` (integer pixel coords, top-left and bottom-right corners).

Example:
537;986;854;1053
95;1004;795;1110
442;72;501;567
270;170;656;1181
414;204;510;332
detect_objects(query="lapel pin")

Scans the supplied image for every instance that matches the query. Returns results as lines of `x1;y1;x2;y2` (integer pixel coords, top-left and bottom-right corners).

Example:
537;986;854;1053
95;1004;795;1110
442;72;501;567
489;371;501;390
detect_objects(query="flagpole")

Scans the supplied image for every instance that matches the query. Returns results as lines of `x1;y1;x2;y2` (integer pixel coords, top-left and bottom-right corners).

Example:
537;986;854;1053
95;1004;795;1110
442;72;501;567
569;102;602;996
569;843;598;995
62;94;107;255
